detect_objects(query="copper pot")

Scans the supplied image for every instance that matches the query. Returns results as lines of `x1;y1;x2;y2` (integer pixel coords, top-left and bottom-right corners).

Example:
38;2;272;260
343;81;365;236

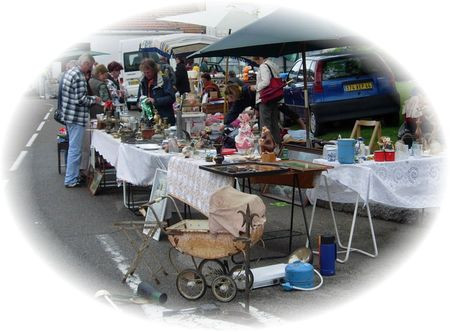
141;128;155;139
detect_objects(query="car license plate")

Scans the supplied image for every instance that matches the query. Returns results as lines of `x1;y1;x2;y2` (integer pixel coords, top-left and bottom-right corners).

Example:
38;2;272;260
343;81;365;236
344;82;373;92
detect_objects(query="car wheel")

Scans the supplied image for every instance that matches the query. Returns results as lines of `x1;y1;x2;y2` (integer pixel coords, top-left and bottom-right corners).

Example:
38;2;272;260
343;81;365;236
310;111;320;136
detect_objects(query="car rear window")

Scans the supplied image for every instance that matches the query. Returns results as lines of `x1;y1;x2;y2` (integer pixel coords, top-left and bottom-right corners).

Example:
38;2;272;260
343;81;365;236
322;55;386;80
288;60;315;83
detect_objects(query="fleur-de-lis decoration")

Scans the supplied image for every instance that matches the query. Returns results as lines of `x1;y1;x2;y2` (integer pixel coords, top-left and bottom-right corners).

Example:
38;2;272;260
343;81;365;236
237;203;260;231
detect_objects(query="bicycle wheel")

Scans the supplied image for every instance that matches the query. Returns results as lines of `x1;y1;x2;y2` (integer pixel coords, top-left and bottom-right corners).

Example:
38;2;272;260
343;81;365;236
176;269;207;300
211;275;237;302
198;259;227;287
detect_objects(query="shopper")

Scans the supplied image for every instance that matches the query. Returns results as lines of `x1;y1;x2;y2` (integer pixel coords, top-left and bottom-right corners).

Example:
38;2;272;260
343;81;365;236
60;54;101;188
224;83;255;125
160;57;177;88
251;56;282;146
106;61;125;104
89;64;111;119
227;70;244;87
201;73;221;98
175;56;191;95
137;58;176;125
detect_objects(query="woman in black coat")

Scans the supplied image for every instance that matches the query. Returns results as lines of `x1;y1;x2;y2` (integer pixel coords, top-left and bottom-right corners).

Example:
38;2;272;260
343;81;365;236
175;57;191;95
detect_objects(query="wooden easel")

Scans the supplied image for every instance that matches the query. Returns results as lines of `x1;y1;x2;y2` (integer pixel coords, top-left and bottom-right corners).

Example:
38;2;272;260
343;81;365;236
350;120;382;153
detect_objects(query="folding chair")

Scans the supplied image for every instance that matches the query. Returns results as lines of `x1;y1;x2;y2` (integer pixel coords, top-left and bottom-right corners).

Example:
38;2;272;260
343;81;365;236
350;120;382;153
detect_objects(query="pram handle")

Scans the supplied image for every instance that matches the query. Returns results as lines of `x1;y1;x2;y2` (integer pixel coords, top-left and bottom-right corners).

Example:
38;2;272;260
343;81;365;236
139;195;185;235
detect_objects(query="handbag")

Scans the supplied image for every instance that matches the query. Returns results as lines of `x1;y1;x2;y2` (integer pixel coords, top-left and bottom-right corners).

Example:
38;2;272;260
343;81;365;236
259;64;284;104
54;107;65;125
54;74;65;125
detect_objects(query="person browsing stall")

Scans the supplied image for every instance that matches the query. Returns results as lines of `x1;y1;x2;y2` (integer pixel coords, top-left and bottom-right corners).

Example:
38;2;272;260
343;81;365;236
89;64;111;119
175;56;191;95
137;58;176;125
106;61;125;104
60;53;101;188
251;56;282;146
224;83;255;125
227;70;244;87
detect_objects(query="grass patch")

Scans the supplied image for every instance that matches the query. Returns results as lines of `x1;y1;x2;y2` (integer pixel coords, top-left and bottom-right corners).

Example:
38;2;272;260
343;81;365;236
317;126;398;143
287;80;418;144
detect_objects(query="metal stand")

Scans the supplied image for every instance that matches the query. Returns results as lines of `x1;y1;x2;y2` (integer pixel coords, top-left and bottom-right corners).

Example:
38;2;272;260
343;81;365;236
113;221;168;284
307;175;378;263
122;181;151;212
57;141;69;174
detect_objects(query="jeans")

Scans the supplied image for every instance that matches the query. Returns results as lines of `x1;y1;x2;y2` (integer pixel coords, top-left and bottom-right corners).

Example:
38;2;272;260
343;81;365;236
64;123;85;185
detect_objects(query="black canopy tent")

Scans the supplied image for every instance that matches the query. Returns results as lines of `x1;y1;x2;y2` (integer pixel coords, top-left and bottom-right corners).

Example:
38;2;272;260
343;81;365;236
188;8;364;145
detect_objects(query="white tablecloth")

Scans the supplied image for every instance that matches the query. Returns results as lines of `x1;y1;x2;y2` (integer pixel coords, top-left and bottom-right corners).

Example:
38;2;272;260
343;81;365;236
167;156;234;216
116;144;172;186
91;130;121;167
91;130;175;186
307;155;447;209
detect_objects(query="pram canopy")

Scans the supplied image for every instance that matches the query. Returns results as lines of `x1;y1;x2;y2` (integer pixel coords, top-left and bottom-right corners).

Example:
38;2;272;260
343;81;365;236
208;186;266;237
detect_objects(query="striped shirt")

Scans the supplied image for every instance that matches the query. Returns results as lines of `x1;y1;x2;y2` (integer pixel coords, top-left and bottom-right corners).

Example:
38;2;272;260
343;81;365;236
61;66;96;126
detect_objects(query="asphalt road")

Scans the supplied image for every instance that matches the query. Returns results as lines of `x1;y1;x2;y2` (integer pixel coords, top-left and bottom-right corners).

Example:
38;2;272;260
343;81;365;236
1;96;436;330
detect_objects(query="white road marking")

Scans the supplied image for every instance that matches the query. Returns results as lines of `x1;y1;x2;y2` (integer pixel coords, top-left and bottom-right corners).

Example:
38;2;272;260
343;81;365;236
96;234;278;329
25;133;38;147
9;151;27;171
96;234;165;320
36;121;45;132
238;302;282;325
44;111;51;120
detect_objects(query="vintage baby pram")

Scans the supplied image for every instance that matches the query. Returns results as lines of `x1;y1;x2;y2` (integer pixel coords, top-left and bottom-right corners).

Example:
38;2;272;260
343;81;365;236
140;186;266;303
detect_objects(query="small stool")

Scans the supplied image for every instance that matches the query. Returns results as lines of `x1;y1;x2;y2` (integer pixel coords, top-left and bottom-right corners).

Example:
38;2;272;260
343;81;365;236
57;141;69;174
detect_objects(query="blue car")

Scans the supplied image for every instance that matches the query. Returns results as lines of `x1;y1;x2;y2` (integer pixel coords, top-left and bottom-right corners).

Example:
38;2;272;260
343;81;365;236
283;52;400;135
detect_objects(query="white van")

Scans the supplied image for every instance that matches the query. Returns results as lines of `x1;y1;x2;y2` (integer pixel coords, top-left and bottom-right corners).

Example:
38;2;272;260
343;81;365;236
120;33;220;105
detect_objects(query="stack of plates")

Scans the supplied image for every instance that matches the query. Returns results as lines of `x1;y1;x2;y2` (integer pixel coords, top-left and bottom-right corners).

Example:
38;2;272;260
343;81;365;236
136;144;161;150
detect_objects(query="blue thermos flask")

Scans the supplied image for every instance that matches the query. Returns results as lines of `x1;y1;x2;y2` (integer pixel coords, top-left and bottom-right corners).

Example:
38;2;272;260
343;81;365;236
319;234;336;276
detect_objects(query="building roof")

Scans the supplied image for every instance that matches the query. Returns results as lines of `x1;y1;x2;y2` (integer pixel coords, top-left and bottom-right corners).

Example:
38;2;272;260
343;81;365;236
101;3;206;34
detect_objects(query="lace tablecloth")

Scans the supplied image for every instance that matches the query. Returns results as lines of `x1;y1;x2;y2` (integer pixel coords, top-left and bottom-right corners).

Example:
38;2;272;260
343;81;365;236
167;156;234;216
307;155;447;209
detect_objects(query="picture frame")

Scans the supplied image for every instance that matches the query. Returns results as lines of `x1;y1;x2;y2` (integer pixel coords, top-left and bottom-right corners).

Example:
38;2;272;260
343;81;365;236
89;169;104;195
143;169;168;241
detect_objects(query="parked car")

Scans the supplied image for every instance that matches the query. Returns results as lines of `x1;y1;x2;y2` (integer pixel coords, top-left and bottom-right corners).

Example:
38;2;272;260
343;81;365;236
283;52;400;135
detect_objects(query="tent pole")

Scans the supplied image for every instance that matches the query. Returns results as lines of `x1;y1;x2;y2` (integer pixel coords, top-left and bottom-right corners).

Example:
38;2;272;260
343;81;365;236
224;29;232;115
301;44;311;148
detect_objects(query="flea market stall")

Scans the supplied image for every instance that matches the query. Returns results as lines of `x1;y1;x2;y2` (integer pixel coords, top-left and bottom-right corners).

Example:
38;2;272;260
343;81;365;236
77;9;446;317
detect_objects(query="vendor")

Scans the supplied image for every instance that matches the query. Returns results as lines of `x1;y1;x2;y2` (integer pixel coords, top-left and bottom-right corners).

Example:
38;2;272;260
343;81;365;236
224;83;255;126
201;73;221;99
89;64;111;119
137;58;176;125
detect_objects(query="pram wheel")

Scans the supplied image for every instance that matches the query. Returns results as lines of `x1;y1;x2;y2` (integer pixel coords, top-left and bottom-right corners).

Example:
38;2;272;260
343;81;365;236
176;269;207;300
229;265;254;291
211;275;237;302
199;259;227;287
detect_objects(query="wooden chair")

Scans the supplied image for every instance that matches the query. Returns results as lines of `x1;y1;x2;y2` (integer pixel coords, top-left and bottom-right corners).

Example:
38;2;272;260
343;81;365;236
350;120;382;153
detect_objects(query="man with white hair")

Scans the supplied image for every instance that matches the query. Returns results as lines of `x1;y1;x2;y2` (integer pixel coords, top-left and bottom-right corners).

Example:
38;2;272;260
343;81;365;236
61;53;101;188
